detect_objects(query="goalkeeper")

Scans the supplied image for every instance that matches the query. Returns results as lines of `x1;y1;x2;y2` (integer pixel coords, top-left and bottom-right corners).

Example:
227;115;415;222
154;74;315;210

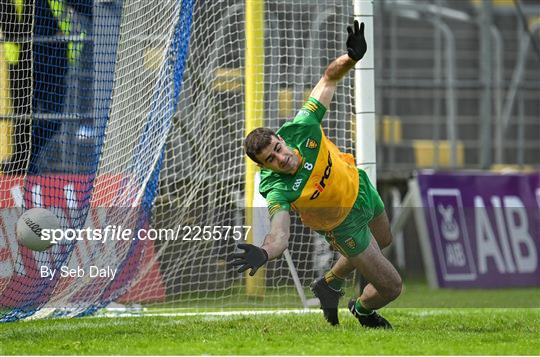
234;21;401;329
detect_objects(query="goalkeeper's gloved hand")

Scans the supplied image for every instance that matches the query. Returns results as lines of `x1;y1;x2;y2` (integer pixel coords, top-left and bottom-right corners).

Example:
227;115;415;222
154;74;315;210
346;20;367;61
231;243;268;276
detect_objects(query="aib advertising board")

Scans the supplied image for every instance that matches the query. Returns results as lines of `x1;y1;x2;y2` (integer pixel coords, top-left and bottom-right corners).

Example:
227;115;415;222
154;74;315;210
417;171;540;288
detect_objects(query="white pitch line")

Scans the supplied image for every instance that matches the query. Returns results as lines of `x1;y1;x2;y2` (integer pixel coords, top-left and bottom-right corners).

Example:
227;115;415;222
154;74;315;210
97;307;539;319
98;308;326;318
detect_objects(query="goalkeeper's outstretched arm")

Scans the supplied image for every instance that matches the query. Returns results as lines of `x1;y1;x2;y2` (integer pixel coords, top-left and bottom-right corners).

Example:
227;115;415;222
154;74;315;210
231;211;290;276
261;211;290;259
309;20;367;108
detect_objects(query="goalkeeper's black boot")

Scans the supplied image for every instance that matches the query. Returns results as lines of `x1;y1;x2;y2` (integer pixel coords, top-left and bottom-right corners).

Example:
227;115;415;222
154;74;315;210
348;298;392;329
310;277;344;326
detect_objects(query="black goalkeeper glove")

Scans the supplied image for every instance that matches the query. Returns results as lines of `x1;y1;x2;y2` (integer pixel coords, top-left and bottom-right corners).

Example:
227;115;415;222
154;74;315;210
231;243;268;276
346;20;367;61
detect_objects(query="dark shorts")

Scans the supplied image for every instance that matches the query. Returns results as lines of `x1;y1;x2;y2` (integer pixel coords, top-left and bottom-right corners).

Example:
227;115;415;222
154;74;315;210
317;169;385;257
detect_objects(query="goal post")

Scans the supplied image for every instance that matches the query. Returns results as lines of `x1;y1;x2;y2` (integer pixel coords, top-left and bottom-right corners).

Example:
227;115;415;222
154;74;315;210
244;0;266;297
353;0;377;294
354;0;377;184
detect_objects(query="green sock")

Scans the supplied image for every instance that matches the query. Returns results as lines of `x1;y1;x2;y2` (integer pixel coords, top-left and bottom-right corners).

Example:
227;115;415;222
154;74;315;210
354;298;374;315
324;270;345;291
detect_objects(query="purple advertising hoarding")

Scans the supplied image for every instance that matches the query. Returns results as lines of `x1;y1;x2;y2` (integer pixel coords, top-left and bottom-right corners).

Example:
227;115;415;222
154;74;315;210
417;171;540;288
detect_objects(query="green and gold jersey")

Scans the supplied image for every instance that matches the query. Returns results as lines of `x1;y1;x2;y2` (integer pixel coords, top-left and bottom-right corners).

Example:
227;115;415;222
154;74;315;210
259;97;359;231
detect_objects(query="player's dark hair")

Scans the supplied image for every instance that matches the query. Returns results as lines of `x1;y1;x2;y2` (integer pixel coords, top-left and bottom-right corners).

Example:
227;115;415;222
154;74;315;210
244;127;277;165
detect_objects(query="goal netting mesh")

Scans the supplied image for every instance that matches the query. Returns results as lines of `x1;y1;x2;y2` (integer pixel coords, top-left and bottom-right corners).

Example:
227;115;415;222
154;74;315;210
0;0;356;321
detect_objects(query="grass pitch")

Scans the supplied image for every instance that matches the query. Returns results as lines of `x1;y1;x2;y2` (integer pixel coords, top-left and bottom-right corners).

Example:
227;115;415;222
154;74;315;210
1;308;539;355
1;283;539;355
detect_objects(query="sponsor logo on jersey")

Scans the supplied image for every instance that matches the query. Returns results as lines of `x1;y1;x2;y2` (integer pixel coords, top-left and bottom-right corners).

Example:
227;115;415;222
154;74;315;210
345;238;356;250
292;178;303;191
310;151;332;200
297;109;310;118
305;138;318;149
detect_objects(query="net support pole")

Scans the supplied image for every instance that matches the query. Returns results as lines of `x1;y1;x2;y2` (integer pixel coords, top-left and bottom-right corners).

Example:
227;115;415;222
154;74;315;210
354;0;376;184
283;249;308;309
244;0;266;296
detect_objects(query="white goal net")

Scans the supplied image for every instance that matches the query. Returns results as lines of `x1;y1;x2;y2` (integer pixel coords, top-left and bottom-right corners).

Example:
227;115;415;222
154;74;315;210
0;0;357;321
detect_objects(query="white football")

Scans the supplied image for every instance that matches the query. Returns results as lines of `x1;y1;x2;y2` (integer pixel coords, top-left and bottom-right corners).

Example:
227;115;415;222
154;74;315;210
16;208;60;252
